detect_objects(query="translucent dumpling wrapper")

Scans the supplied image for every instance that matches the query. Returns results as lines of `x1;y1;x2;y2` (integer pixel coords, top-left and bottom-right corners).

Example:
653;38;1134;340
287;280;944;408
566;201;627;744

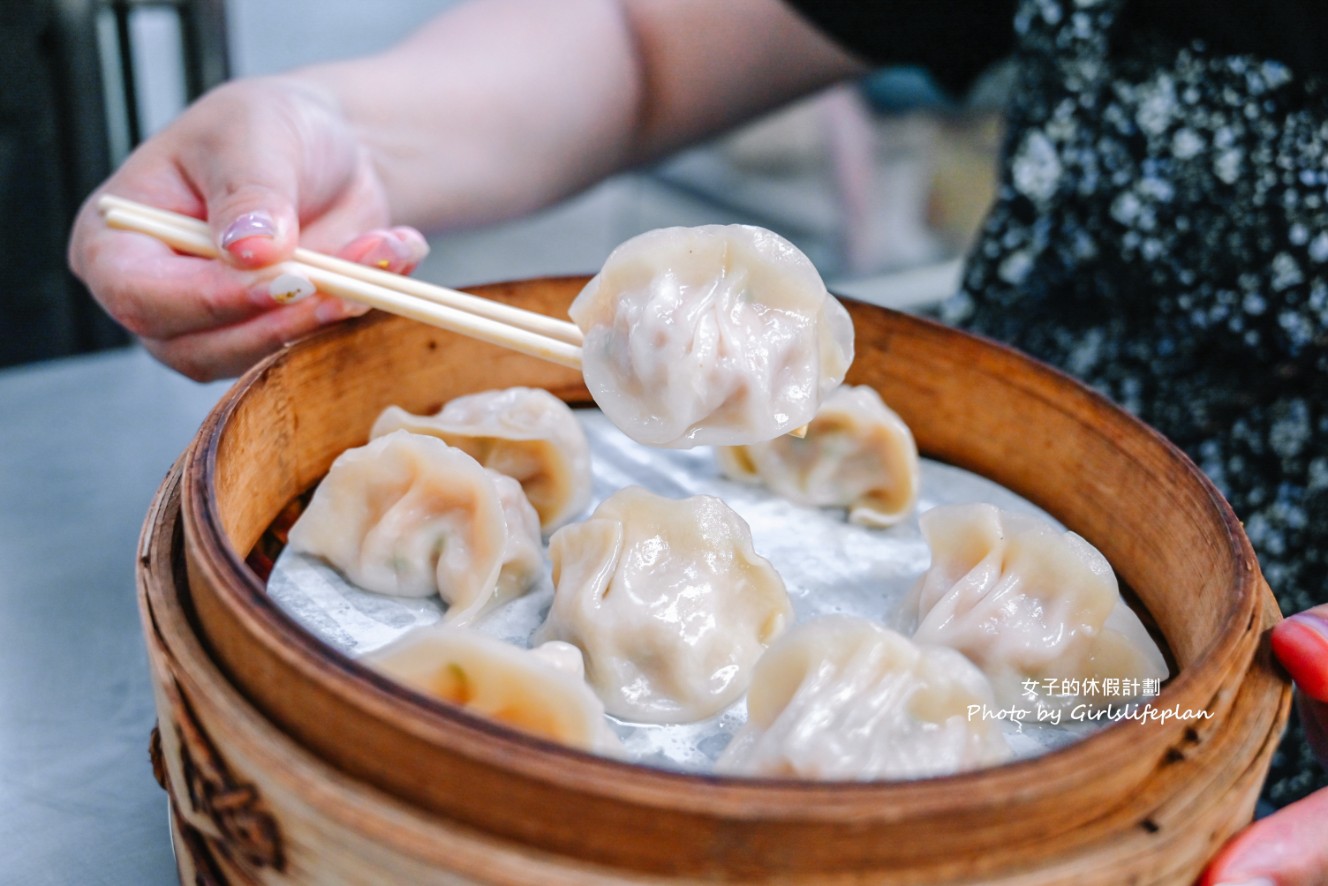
371;387;592;531
717;384;919;527
900;503;1170;711
569;225;855;448
287;430;542;626
535;486;794;723
365;626;620;753
717;617;1011;780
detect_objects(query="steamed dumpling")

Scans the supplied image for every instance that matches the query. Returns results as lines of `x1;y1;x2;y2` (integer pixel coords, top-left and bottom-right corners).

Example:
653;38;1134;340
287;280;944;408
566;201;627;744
287;430;542;626
569;225;854;448
717;617;1011;780
717;384;919;527
535;486;793;723
371;387;591;531
900;503;1169;710
366;626;619;753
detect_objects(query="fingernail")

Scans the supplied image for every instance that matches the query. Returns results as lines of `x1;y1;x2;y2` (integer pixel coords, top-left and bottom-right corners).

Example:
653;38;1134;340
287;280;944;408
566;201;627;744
1287;610;1328;639
1273;616;1328;700
360;238;408;271
341;298;371;318
314;297;368;324
1213;879;1276;886
267;273;315;305
341;228;430;273
221;212;277;250
390;226;431;265
362;231;428;272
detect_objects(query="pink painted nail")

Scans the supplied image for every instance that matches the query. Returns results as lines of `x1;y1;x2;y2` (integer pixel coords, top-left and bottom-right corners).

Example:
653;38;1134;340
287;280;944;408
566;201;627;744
340;228;431;273
390;226;431;265
360;237;409;272
220;212;277;250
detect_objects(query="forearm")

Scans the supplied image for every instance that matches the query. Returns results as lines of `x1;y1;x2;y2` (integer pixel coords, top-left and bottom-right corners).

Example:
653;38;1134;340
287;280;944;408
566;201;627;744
290;0;865;232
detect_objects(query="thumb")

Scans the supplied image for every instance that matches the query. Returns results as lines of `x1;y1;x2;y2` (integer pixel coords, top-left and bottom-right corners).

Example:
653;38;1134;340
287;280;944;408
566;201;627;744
207;176;301;270
179;91;307;268
177;79;364;271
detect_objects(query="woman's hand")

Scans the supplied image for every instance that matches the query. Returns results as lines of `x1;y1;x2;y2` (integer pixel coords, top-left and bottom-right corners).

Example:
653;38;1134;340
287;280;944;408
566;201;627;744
68;0;865;383
69;76;426;381
1200;606;1328;886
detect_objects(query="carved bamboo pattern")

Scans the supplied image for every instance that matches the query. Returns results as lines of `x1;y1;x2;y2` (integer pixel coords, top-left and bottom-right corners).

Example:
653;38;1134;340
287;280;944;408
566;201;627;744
152;680;285;878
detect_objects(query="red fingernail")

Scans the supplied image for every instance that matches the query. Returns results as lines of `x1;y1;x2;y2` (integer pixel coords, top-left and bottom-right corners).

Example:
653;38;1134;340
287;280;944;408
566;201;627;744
1288;611;1328;643
1272;616;1328;701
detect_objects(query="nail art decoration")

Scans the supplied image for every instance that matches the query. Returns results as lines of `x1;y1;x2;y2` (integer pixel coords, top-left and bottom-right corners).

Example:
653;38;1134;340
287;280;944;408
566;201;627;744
268;273;315;304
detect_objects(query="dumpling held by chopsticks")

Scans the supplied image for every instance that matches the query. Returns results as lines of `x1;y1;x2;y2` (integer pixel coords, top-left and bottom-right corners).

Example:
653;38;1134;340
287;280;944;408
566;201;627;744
570;225;854;448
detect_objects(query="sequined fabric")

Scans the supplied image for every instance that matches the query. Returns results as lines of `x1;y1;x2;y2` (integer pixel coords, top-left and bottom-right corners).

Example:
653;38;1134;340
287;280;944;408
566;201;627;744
944;0;1328;804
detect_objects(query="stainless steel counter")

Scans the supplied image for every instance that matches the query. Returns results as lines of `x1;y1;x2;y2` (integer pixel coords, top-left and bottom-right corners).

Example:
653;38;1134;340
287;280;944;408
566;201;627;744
0;346;230;884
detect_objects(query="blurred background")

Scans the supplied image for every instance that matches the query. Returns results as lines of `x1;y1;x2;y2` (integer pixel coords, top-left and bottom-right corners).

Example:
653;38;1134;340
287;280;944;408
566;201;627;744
1;0;1009;371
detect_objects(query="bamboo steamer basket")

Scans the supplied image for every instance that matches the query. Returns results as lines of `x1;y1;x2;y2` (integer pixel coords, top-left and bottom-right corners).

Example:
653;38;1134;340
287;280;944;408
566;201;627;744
139;276;1291;884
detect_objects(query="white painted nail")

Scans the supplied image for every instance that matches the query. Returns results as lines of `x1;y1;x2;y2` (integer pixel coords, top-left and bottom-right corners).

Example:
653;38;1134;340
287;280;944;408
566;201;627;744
267;273;315;304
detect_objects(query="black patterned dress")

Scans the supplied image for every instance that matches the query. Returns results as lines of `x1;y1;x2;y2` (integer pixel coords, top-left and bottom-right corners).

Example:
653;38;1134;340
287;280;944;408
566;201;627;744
938;0;1328;804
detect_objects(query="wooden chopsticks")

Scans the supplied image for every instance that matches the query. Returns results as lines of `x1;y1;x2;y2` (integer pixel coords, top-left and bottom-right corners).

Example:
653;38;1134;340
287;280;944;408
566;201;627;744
97;195;584;370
